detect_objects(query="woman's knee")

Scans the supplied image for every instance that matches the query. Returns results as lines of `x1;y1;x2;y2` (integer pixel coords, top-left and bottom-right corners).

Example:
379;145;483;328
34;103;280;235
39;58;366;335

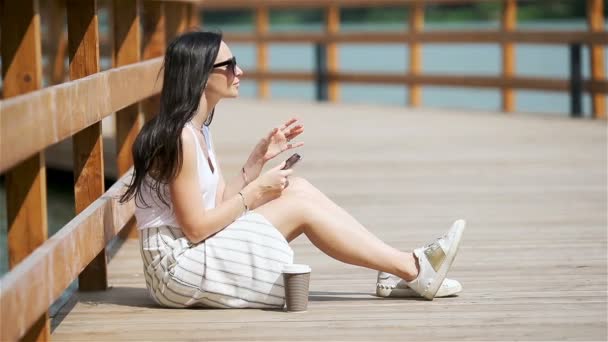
283;176;318;199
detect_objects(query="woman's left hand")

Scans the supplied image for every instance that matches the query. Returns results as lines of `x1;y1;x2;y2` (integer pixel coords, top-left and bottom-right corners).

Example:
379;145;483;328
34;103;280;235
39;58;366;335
244;118;304;178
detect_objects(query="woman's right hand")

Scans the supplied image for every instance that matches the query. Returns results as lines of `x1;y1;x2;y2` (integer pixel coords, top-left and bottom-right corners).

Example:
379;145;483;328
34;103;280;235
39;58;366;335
244;161;293;209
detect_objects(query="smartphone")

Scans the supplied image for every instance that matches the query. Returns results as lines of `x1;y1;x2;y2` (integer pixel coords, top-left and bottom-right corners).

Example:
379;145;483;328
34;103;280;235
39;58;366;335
281;153;302;170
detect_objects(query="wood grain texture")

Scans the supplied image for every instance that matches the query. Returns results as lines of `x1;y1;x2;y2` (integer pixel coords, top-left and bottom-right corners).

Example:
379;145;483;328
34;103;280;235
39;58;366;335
408;1;423;107
67;0;107;292
501;0;516;112
202;0;512;9
141;0;165;123
0;1;49;340
51;99;607;341
0;172;135;342
0;58;163;174
586;0;606;119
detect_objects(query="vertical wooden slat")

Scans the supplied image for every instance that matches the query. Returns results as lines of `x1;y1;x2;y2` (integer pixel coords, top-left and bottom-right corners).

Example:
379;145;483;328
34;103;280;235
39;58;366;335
586;0;606;119
501;0;516;113
256;6;269;99
166;1;188;43
1;1;50;340
141;0;165;123
114;0;141;240
45;0;66;85
326;4;339;102
408;1;424;107
66;0;107;291
189;3;200;28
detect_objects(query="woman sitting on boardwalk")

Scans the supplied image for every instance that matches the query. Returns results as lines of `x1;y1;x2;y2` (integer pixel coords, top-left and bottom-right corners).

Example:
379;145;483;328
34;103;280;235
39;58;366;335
120;31;466;309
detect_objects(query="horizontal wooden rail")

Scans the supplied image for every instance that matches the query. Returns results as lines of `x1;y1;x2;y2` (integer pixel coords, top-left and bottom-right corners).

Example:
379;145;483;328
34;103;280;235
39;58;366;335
0;57;163;175
202;0;500;9
222;31;608;45
0;172;135;342
244;71;608;93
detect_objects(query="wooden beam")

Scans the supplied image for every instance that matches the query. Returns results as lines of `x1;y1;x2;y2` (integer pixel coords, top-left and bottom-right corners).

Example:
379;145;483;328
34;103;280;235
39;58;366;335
141;0;165;122
202;0;500;9
67;0;107;291
113;0;141;239
501;0;516;112
242;70;608;93
587;0;606;119
326;4;340;102
256;6;270;99
0;0;49;340
166;1;188;43
222;30;608;45
0;172;135;342
408;1;424;107
0;58;163;174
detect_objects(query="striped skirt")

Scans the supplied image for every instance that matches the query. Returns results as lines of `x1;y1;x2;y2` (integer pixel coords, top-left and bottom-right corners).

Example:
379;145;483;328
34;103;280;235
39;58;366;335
139;212;294;309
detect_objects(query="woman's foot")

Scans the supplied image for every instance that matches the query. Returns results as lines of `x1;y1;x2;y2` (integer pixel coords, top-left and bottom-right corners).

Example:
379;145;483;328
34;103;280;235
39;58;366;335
376;271;463;298
404;219;466;300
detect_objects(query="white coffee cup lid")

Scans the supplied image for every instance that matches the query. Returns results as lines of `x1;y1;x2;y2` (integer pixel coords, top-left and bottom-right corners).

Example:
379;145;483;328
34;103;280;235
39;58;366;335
282;263;311;274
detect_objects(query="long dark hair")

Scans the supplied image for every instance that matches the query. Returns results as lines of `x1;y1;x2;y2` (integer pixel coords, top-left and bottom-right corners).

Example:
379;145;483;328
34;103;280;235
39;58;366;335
120;30;222;208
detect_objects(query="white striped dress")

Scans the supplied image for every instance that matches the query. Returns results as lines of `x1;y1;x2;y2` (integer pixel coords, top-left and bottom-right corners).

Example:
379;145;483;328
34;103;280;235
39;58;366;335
136;122;294;309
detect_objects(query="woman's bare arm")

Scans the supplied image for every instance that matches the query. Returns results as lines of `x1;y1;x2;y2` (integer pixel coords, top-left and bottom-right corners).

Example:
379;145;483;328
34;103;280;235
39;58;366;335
170;130;259;244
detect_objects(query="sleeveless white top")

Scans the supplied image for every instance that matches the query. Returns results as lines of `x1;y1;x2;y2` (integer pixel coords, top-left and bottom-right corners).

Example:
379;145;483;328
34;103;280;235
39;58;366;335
135;122;220;229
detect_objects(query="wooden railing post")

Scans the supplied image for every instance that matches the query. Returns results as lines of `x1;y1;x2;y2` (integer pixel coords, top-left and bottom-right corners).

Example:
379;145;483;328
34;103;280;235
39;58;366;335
586;0;606;119
501;0;517;113
1;0;50;339
325;4;339;102
141;0;166;123
409;1;424;107
114;0;142;240
166;1;188;43
66;0;107;291
256;5;269;99
188;3;199;29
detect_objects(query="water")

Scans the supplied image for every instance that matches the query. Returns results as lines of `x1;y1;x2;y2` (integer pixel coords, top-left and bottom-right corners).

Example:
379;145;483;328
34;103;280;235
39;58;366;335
1;19;606;276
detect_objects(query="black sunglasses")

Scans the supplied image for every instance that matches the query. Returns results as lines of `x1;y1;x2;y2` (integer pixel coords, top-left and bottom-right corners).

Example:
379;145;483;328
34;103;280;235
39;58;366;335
213;56;237;74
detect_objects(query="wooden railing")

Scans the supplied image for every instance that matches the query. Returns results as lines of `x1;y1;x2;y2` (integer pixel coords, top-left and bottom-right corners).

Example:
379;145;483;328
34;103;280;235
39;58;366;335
202;0;607;118
0;0;605;341
0;1;199;341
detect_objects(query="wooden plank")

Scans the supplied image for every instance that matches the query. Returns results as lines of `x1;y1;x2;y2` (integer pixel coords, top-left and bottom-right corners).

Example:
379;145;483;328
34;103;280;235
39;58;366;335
165;1;188;42
0;172;136;342
0;58;163;174
256;6;270;99
202;0;501;9
0;1;50;340
51;99;607;341
243;70;608;93
587;0;606;119
188;2;199;29
113;0;141;240
67;0;107;292
222;30;608;45
141;0;165;123
408;1;423;107
326;4;339;102
45;0;67;85
501;0;516;112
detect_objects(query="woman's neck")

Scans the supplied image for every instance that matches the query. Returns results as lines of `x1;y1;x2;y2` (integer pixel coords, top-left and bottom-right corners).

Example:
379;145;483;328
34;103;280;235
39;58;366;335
191;95;219;129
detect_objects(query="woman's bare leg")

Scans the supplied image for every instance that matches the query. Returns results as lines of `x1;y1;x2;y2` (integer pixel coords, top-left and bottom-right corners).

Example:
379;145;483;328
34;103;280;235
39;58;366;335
252;176;419;282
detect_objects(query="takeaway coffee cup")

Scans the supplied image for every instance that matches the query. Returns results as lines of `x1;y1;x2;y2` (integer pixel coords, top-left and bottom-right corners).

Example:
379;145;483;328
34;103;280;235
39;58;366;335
282;264;311;312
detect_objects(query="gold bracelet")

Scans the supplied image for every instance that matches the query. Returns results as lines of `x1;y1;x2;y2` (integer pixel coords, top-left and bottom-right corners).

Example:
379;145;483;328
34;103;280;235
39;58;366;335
241;167;249;185
237;191;249;212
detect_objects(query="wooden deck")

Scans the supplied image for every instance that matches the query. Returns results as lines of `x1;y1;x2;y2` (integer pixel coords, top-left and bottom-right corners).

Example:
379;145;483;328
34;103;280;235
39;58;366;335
50;100;607;341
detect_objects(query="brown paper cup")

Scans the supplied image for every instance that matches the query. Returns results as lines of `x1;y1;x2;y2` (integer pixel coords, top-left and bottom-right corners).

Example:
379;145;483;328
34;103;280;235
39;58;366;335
282;264;311;312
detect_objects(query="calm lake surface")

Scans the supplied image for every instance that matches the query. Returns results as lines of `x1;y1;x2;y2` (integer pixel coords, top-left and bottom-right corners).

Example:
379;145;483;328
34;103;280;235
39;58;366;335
1;19;606;276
